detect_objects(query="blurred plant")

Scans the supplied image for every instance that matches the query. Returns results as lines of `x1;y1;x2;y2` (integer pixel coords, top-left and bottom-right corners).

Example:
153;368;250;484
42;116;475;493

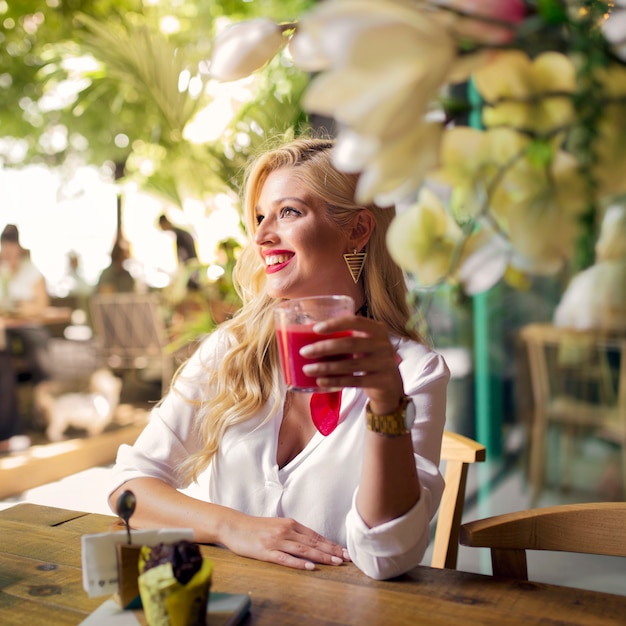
0;1;313;211
210;0;625;294
163;237;242;353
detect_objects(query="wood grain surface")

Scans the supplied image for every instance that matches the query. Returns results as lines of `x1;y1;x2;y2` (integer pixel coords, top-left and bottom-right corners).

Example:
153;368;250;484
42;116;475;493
1;503;625;625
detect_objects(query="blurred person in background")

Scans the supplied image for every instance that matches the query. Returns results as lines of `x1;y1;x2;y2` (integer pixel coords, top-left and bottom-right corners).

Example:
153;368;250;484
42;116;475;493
0;224;52;385
56;250;93;314
96;239;136;294
158;213;200;290
0;224;49;316
158;213;198;265
64;251;92;297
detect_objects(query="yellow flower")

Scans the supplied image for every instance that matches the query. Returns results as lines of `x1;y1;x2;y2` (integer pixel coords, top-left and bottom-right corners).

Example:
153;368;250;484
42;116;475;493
474;50;576;135
386;187;461;286
495;150;589;274
387;186;510;293
429;126;528;219
593;107;626;198
429;123;587;279
591;64;626;197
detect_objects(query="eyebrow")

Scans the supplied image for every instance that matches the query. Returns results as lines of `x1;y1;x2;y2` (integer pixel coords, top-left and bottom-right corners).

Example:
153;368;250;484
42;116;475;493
255;196;310;213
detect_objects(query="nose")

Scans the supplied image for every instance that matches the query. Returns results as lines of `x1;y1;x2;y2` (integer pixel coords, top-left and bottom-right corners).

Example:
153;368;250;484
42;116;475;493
254;215;277;246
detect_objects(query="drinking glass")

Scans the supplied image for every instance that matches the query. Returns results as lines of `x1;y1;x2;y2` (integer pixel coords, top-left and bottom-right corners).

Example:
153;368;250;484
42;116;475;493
274;295;354;392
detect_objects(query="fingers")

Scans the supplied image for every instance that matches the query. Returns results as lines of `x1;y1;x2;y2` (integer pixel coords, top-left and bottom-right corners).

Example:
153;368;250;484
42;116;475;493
270;538;348;571
303;321;393;363
301;318;404;405
300;327;398;382
267;519;348;565
230;517;350;572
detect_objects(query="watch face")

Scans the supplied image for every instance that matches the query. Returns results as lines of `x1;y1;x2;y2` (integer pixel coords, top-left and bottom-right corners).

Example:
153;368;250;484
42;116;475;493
405;398;416;430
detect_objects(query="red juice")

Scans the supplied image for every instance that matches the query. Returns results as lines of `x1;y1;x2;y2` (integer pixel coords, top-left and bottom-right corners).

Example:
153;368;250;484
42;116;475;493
276;323;352;391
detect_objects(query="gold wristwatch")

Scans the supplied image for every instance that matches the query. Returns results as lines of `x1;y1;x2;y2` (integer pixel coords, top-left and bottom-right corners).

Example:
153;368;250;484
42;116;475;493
366;395;415;437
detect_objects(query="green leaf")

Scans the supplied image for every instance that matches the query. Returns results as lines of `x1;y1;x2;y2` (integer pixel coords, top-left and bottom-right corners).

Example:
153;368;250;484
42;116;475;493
525;140;554;169
536;0;568;25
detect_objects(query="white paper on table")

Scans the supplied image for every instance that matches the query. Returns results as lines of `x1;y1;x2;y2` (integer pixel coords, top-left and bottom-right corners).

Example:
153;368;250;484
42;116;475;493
81;528;194;597
79;599;140;625
78;593;252;626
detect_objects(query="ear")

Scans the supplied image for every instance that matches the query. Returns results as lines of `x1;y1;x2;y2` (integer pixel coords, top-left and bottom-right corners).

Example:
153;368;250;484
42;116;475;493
348;210;375;251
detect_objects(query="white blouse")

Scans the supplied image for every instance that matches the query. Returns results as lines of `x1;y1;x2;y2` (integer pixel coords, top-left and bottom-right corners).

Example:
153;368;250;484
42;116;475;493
1;257;43;303
110;328;449;580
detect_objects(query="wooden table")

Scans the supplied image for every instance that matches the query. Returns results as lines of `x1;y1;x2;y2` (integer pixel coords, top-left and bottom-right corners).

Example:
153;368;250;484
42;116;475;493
0;306;72;349
0;306;73;329
1;503;625;626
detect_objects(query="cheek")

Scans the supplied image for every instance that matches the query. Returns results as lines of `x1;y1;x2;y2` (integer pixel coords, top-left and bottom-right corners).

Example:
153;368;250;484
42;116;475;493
303;236;341;263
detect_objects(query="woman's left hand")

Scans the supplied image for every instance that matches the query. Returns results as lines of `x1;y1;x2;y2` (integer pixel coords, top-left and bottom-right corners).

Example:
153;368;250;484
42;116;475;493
300;316;404;414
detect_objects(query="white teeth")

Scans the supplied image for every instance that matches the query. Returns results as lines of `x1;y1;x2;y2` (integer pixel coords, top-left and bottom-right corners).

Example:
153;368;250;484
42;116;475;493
266;254;290;266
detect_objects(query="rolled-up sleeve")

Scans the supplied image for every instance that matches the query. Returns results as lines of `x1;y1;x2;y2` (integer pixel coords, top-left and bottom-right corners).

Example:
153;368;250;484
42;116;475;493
346;347;449;580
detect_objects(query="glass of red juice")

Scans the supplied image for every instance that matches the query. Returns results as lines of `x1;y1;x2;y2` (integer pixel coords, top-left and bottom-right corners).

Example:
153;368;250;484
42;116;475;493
274;295;355;392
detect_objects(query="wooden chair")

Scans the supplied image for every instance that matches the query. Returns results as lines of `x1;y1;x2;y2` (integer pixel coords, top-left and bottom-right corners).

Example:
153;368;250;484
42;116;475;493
430;430;486;569
90;293;177;396
519;323;626;504
459;502;626;580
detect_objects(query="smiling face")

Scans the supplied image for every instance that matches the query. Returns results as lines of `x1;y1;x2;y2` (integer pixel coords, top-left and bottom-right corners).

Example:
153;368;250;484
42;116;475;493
254;167;362;302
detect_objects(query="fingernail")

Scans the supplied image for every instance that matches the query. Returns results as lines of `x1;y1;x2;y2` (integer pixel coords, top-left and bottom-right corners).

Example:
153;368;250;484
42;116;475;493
342;549;351;561
300;345;313;356
331;556;343;565
304;561;316;571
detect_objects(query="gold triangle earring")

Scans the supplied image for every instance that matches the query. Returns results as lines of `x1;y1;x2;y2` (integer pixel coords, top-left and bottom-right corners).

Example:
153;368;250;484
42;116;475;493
343;248;367;284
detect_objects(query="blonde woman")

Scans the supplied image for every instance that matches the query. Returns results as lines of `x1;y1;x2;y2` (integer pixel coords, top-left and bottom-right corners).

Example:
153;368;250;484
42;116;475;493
109;138;449;580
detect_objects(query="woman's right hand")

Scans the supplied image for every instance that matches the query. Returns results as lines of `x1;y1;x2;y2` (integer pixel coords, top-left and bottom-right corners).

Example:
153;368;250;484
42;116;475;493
218;511;350;571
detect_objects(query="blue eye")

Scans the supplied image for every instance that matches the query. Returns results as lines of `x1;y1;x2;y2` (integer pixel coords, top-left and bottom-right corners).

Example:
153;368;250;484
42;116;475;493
256;214;264;225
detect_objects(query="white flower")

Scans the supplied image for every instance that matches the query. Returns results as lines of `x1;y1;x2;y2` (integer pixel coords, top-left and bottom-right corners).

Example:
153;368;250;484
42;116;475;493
457;229;510;295
297;1;456;139
603;4;626;61
334;120;443;207
210;18;287;82
288;0;456;205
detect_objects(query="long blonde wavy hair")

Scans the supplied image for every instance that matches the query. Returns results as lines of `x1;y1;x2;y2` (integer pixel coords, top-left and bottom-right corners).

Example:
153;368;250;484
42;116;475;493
178;137;423;483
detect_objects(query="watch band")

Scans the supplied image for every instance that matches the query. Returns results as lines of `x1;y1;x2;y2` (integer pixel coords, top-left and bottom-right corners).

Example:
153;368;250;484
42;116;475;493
366;396;412;437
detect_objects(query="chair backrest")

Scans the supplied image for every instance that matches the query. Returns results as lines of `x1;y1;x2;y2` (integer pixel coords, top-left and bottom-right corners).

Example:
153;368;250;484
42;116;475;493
89;293;175;394
520;323;626;415
431;430;486;569
519;323;626;502
459;502;626;580
90;293;168;366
